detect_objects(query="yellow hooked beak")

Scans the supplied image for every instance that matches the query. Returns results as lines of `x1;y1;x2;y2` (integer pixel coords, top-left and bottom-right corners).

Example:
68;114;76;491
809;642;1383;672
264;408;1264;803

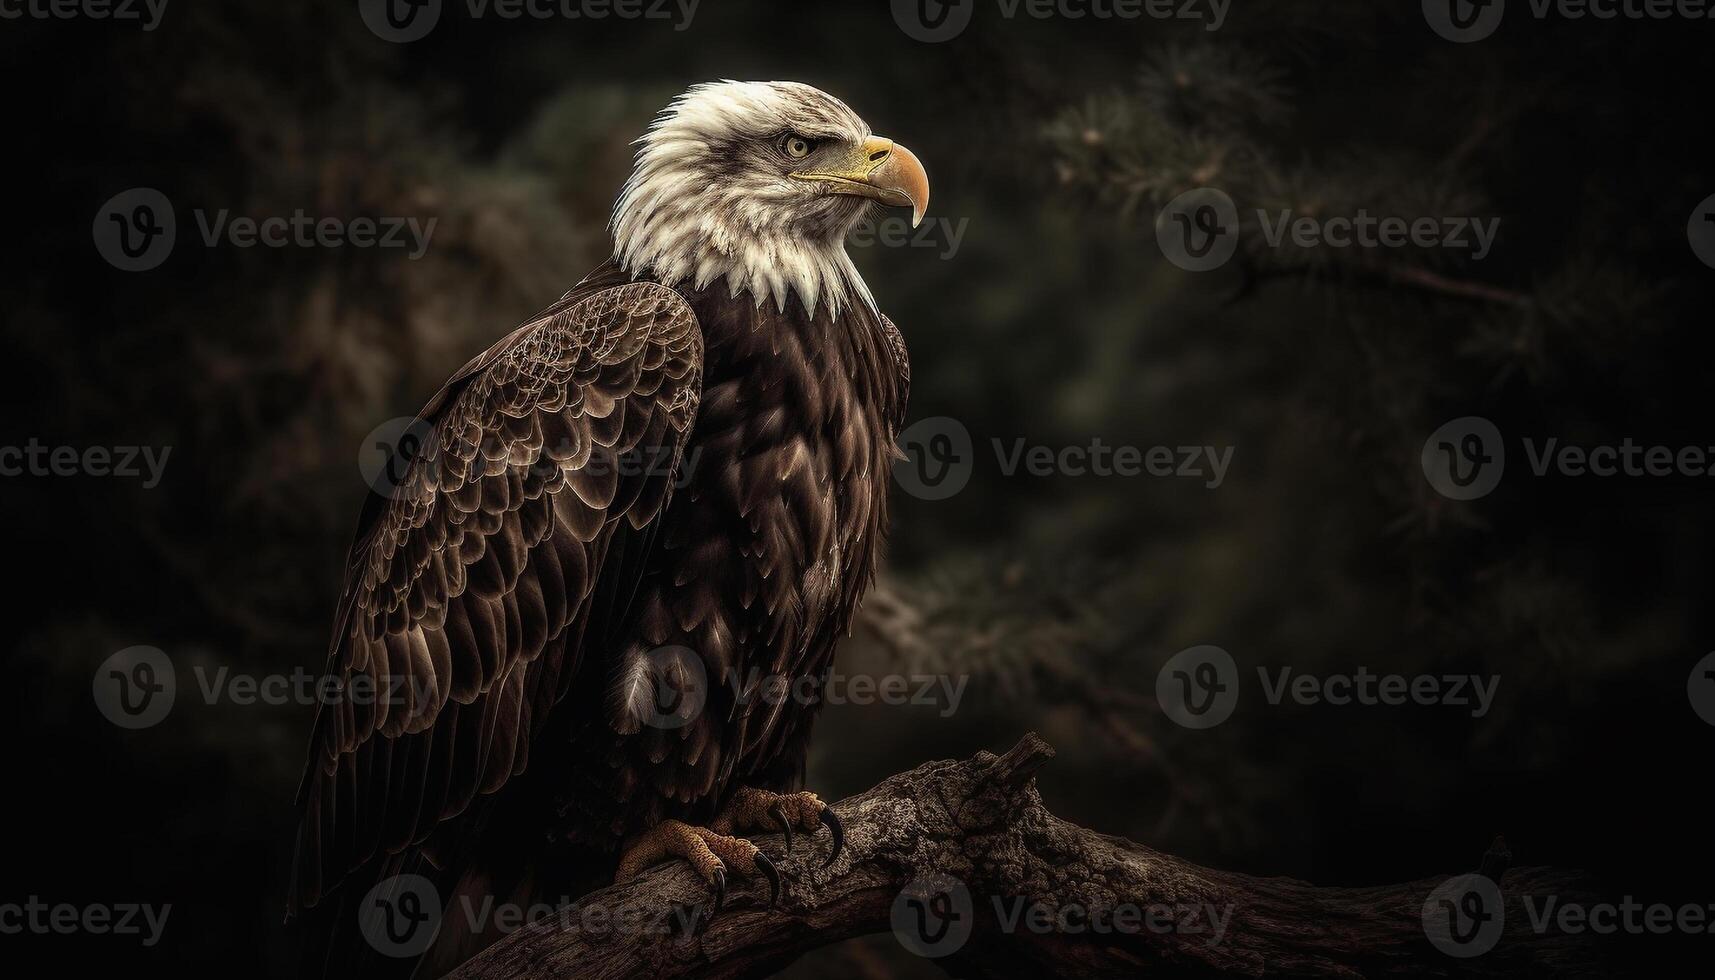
790;136;930;228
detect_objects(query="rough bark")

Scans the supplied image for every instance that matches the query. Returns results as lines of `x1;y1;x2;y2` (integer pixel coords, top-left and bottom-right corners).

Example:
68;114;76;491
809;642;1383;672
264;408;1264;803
450;734;1609;980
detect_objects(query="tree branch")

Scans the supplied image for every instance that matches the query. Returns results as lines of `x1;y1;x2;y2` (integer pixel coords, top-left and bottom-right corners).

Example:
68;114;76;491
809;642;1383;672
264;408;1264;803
450;734;1608;980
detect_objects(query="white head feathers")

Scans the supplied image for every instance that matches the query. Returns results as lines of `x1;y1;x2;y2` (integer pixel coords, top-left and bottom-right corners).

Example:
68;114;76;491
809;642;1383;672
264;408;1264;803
611;81;880;319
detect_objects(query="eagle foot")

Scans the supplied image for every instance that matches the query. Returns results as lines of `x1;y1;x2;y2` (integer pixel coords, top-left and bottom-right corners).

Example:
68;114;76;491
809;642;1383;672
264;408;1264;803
712;787;845;869
614;819;780;930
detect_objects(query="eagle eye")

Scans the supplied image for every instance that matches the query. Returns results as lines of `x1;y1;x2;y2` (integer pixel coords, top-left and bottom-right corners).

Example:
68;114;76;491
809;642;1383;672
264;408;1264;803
781;134;814;160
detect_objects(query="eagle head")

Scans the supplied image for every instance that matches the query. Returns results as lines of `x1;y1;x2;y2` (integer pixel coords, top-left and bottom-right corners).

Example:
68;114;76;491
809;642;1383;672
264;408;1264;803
611;80;931;317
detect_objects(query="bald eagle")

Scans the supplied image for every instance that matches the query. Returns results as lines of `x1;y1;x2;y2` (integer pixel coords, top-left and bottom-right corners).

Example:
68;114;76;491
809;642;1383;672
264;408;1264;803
288;81;927;977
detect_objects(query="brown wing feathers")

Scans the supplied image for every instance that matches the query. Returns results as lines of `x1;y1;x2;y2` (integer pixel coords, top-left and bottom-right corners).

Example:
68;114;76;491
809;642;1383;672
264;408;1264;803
289;282;701;915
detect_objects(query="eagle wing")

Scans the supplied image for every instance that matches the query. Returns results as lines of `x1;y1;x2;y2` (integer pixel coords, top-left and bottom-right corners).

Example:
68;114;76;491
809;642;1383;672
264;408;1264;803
288;281;701;914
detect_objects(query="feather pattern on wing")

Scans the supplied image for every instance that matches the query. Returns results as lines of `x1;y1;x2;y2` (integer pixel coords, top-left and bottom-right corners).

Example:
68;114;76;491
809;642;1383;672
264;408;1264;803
288;280;701;915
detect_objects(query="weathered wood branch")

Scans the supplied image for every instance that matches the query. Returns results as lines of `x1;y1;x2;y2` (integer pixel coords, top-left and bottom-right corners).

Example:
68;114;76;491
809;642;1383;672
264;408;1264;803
451;734;1609;980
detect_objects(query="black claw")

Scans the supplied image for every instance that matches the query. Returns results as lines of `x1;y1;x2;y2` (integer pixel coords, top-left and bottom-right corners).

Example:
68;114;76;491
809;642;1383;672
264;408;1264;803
754;852;782;910
818;807;845;868
769;803;794;855
710;866;727;918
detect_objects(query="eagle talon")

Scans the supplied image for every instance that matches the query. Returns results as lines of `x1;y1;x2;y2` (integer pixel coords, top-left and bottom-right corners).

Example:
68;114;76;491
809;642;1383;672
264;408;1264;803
714;787;838;868
614;818;777;925
819;807;845;868
755;852;781;909
769;803;794;855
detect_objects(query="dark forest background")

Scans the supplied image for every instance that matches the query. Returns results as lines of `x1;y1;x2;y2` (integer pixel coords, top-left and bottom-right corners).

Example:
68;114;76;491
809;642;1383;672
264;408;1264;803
2;0;1713;976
